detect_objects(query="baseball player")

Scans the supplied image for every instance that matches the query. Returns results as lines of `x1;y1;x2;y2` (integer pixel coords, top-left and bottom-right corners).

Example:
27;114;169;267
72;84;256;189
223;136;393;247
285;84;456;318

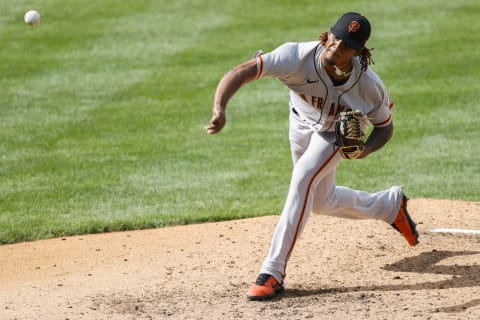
206;12;419;301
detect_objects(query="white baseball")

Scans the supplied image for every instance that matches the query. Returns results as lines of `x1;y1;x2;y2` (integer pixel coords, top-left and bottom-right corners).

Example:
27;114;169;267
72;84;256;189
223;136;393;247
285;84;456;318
24;10;41;26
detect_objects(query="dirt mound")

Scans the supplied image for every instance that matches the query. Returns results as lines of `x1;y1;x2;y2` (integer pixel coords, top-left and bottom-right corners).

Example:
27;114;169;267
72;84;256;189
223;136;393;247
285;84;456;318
1;198;479;319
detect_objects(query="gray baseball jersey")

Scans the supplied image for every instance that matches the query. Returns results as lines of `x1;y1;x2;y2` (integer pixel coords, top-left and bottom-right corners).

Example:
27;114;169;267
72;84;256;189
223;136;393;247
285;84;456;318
255;41;393;131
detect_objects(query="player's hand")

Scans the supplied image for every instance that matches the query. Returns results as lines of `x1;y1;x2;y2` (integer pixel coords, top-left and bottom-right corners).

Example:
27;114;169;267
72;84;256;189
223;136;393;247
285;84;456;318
205;109;226;134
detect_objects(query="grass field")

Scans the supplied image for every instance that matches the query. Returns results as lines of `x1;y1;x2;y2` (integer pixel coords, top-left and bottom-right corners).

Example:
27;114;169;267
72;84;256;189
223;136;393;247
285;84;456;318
1;0;479;244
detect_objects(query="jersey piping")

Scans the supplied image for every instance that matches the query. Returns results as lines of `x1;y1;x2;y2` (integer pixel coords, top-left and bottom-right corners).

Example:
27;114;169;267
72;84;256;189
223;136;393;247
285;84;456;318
255;55;264;80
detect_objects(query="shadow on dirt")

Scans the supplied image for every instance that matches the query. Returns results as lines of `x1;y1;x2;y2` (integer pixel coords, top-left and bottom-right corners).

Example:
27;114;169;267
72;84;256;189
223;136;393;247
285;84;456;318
286;250;480;312
382;250;479;289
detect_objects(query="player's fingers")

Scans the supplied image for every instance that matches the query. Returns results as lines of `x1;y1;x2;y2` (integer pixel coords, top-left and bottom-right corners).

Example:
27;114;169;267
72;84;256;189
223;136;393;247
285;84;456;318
205;119;224;134
206;127;219;135
205;122;217;134
206;125;223;134
205;112;226;134
205;108;225;133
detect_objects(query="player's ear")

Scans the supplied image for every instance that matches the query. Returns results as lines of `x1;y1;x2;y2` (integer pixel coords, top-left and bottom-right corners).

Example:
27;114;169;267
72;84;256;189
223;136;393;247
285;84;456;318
354;48;363;57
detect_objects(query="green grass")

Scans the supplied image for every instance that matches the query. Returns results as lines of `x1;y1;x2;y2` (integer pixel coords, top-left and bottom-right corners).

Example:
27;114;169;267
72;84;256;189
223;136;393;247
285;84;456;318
1;0;479;244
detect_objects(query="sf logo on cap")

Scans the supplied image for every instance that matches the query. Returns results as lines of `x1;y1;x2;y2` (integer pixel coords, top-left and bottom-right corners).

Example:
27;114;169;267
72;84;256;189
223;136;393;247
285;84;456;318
348;21;360;33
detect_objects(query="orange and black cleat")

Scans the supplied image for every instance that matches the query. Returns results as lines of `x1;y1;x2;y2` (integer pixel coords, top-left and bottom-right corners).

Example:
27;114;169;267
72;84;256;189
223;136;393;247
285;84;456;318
391;195;419;246
247;273;284;301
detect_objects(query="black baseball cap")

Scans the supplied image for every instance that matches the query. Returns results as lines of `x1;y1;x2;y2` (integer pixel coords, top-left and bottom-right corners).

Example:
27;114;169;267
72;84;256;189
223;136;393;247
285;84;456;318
330;12;371;50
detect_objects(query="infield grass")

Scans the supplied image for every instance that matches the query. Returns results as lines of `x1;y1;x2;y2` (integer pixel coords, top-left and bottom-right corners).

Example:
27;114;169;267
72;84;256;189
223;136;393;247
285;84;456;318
1;0;479;244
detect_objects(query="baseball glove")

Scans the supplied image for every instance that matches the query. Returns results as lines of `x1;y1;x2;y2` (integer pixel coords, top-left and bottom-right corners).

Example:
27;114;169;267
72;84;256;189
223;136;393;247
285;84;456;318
335;110;367;159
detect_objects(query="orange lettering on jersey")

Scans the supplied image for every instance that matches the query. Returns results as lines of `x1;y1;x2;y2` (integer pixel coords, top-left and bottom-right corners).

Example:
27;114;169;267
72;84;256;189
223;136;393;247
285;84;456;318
328;102;336;116
310;96;324;110
316;97;324;110
299;93;308;103
338;104;351;113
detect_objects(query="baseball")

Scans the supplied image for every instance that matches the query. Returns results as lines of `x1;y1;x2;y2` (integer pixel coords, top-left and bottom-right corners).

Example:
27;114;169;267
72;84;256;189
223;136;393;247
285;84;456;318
24;10;41;26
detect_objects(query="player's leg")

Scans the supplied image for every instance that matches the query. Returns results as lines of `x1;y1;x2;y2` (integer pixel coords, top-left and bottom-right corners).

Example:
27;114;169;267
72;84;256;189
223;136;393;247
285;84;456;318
312;183;419;246
247;130;339;300
313;184;401;221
